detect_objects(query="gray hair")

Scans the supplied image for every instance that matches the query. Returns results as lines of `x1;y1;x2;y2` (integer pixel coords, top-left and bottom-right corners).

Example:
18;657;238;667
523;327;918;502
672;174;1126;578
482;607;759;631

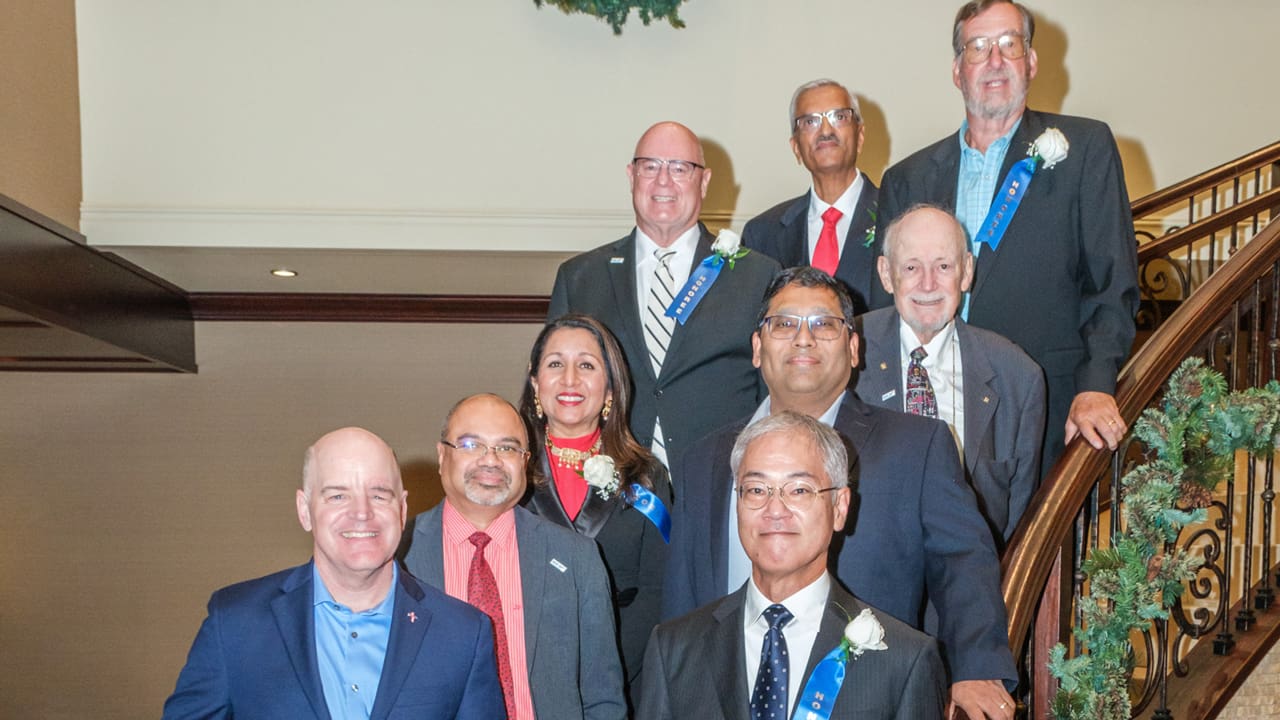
788;79;863;133
952;0;1035;56
729;411;850;493
880;202;970;260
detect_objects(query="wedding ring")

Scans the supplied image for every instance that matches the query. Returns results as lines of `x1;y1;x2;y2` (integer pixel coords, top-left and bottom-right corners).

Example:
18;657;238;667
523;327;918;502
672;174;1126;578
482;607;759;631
999;702;1009;709
1107;419;1117;427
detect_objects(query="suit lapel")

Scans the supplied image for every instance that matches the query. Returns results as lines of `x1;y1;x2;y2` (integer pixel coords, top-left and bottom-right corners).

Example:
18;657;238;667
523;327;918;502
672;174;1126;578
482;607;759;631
779;195;811;267
858;309;904;410
956;321;997;469
369;571;432;720
515;508;549;672
271;564;333;720
528;455;618;540
658;226;715;379
609;233;657;387
798;585;864;699
835;180;877;293
412;507;447;587
710;591;752;720
710;426;743;599
971;110;1043;298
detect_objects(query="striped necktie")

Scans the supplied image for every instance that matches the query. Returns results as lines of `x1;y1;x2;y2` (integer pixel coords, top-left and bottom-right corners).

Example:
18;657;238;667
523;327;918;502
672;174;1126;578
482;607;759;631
644;249;677;375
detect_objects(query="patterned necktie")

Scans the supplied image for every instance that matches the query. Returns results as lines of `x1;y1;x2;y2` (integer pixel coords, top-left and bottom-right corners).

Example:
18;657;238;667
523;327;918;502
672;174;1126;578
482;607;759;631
906;346;939;418
644;248;678;376
812;206;842;276
467;531;515;719
749;603;793;720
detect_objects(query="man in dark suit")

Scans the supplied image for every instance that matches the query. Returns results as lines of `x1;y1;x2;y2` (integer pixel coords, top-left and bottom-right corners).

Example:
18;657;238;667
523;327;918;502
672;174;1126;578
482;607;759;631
639;411;944;720
859;205;1045;545
743;79;880;314
163;427;503;720
548;121;779;471
665;267;1016;720
405;393;625;720
874;0;1139;475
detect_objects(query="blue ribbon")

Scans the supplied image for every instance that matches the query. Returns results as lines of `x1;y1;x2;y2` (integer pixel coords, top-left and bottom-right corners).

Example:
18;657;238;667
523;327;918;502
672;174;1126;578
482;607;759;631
664;255;725;326
625;485;671;543
977;156;1039;252
790;645;847;720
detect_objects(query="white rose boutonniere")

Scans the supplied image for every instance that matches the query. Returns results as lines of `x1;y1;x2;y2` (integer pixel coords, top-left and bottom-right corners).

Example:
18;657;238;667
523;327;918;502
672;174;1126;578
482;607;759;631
582;454;620;500
1028;128;1069;169
841;608;888;660
710;229;750;270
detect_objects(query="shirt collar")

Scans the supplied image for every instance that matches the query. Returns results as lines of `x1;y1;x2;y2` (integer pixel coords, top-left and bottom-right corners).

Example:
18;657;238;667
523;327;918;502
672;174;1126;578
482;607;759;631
898;317;957;360
635;224;701;259
957;116;1023;157
806;171;864;219
752;391;845;426
442;500;517;549
312;562;398;615
744;571;831;628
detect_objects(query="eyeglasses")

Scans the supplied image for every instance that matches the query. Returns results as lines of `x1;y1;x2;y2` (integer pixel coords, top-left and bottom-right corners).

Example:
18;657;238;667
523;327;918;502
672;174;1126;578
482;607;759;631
632;156;705;181
441;439;530;460
759;314;850;341
959;32;1027;64
736;479;840;510
792;108;859;134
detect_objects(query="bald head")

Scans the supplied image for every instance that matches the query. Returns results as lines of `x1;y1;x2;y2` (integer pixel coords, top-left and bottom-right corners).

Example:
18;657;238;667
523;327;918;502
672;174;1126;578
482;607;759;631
877;205;975;344
302;426;402;496
628;121;711;247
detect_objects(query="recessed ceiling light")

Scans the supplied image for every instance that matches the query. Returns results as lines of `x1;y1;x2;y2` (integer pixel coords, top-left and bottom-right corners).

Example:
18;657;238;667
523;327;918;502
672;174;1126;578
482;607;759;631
270;268;298;278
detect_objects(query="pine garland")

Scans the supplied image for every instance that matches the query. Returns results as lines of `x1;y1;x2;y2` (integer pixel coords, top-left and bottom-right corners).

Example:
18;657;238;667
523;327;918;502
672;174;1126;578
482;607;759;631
532;0;687;34
1049;358;1280;718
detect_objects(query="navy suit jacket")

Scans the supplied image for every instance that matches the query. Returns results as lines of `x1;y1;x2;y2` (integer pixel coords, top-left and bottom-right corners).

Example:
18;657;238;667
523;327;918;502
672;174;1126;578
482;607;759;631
638;582;944;720
404;504;627;720
163;562;504;720
547;224;779;468
664;394;1015;684
856;308;1046;546
742;177;879;315
874;109;1138;469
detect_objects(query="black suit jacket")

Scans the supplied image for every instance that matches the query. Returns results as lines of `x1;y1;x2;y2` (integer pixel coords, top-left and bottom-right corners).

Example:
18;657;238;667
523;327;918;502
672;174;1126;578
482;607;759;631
874;109;1139;467
742;177;879;314
663;393;1015;684
523;453;671;690
548;225;780;468
638;581;944;720
856;308;1046;546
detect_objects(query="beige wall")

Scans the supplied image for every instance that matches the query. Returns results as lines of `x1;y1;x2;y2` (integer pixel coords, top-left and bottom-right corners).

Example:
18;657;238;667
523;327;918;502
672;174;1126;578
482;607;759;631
0;321;539;718
0;0;81;229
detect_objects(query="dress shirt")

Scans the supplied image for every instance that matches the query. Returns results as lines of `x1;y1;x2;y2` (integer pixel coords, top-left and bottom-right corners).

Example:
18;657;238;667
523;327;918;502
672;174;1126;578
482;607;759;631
743;572;831;716
955;119;1020;319
635;223;701;467
805;171;865;264
313;564;396;720
441;502;535;720
727;393;845;595
898;319;966;461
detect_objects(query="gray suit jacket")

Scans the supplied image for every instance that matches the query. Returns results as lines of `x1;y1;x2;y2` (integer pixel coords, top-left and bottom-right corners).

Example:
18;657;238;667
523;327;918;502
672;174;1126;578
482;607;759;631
856;308;1046;545
403;504;626;720
638;582;944;720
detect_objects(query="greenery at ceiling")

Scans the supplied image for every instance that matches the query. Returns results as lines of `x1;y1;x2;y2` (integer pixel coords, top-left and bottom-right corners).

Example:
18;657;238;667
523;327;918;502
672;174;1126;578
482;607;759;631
1048;357;1280;719
533;0;687;34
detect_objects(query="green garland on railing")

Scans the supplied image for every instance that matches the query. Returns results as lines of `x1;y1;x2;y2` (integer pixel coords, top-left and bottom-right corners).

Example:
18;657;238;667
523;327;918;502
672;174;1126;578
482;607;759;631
1049;358;1280;719
532;0;687;34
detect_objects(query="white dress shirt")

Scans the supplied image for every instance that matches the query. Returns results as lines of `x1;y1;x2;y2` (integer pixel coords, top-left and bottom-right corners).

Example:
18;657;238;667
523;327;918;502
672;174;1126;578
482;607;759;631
805;171;864;264
898;318;966;460
743;572;831;716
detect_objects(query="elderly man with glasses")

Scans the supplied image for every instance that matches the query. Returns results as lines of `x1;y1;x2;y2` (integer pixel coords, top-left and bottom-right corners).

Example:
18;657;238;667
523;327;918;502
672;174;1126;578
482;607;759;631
743;79;881;315
548;122;779;476
873;0;1139;478
665;267;1017;720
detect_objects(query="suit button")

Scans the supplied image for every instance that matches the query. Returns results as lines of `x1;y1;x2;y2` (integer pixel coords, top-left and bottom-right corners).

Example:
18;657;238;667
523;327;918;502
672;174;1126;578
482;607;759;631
656;390;663;397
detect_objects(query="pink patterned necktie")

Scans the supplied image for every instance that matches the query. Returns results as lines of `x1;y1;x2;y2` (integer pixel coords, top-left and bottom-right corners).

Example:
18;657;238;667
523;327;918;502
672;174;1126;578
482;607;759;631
906;346;939;418
813;206;842;275
468;531;515;719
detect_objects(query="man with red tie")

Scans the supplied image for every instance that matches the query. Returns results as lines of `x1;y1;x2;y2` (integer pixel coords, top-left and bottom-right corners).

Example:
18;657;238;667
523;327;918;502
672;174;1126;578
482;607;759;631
743;79;880;315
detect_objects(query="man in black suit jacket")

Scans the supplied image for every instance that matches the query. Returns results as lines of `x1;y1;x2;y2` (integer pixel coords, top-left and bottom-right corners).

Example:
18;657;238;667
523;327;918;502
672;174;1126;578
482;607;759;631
858;205;1045;546
874;1;1138;475
639;411;944;720
549;121;779;471
743;79;879;314
664;268;1016;720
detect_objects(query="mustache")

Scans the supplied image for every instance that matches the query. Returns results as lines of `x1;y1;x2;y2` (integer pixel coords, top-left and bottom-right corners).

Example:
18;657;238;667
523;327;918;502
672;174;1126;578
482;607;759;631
464;467;511;486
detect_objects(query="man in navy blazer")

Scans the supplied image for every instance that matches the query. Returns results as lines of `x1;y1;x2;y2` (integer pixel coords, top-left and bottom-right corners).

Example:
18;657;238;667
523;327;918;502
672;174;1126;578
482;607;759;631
163;427;503;720
858;205;1045;546
743;79;879;315
873;1;1138;475
665;267;1016;720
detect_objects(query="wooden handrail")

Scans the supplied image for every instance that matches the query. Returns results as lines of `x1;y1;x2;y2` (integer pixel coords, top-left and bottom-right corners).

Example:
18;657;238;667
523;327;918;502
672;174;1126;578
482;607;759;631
1131;141;1280;218
1001;213;1280;654
1137;186;1280;262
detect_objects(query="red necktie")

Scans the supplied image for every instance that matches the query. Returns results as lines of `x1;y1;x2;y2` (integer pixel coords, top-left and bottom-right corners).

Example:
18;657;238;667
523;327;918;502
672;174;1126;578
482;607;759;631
468;531;515;719
813;206;842;275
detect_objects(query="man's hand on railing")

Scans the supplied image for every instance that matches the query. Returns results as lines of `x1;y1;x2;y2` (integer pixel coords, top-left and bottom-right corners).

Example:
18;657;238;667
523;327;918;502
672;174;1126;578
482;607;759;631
948;679;1014;720
1065;391;1126;451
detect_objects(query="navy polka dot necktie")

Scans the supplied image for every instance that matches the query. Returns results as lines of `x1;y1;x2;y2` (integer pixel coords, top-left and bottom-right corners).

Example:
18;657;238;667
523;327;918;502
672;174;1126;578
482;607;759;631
750;603;794;720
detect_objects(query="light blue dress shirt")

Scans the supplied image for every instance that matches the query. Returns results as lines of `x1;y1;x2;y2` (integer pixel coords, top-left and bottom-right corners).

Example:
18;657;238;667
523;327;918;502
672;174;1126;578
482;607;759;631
313;564;396;720
955;118;1021;320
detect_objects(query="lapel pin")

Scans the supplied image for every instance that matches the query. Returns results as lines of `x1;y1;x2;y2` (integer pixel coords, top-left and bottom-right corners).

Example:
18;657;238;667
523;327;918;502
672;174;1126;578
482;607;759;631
983;396;990;403
881;390;896;401
407;611;417;623
879;362;887;370
550;559;567;573
610;257;625;264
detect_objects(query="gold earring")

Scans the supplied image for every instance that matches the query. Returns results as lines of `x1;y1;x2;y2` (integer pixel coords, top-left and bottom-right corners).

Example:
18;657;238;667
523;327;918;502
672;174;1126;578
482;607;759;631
534;396;544;419
601;397;613;422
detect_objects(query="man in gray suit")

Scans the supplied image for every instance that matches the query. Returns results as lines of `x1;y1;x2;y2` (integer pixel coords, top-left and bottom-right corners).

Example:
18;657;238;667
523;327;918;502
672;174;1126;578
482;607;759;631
638;411;945;720
859;205;1045;545
404;393;625;720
